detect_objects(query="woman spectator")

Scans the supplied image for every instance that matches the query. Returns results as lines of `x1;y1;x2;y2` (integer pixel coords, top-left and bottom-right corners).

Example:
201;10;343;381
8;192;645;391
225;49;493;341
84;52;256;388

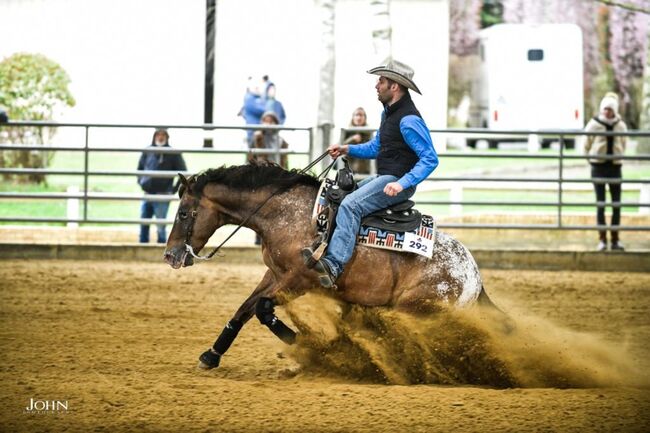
342;107;373;176
583;92;627;251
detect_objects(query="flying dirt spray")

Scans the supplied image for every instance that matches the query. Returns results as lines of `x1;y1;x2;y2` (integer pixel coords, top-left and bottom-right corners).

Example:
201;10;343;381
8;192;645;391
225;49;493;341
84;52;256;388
283;292;648;388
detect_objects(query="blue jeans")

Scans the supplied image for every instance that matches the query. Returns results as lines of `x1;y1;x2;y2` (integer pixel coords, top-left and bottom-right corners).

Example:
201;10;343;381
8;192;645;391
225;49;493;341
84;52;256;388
139;200;170;243
322;175;415;277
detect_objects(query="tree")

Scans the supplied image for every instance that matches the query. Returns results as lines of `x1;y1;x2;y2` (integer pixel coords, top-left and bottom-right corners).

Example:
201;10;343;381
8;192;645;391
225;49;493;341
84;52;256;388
594;0;650;14
316;0;336;158
0;53;75;183
371;0;392;61
450;0;481;56
636;19;650;152
609;2;648;128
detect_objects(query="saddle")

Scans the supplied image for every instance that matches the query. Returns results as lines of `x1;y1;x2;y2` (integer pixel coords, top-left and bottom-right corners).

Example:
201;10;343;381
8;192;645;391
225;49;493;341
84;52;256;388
362;200;422;232
308;159;424;260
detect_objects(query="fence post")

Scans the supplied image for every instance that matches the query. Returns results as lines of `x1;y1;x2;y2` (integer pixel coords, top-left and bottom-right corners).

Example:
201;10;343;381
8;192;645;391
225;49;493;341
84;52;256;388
83;126;89;222
66;186;79;228
450;183;463;216
319;123;334;171
557;135;564;228
308;127;314;163
527;133;540;152
641;184;650;216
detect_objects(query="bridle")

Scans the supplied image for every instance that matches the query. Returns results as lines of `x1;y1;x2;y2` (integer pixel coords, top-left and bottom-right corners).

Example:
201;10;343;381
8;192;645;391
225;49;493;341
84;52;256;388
180;209;200;257
183;151;336;261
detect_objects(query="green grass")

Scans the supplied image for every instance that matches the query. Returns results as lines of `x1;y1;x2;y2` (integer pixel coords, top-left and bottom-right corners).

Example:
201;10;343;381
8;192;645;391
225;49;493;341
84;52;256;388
413;189;641;216
1;147;648;225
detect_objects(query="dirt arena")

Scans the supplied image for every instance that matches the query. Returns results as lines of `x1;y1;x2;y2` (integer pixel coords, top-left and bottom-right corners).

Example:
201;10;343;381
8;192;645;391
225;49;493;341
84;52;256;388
1;259;649;432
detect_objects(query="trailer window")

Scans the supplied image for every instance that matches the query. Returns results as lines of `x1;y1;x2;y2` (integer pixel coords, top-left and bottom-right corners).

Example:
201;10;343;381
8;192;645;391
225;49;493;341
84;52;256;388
528;49;544;61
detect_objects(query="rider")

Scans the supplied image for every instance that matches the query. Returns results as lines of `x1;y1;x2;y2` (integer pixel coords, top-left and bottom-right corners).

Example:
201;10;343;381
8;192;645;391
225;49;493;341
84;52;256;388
305;58;439;288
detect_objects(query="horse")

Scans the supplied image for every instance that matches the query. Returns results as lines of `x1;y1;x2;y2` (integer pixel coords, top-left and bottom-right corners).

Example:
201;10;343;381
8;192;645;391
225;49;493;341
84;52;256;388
163;162;498;370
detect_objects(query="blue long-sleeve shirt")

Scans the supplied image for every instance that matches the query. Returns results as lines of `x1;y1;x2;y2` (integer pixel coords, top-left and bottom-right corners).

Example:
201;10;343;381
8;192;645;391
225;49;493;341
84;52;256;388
347;115;439;189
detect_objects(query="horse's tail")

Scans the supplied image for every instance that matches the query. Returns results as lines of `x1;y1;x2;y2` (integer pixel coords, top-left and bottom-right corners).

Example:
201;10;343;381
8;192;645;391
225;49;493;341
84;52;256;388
478;285;516;334
477;285;500;310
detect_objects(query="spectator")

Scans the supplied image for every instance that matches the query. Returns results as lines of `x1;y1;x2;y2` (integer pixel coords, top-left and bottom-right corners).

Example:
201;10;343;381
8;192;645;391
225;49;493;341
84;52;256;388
249;111;289;168
583;92;627;251
137;128;187;244
239;75;286;146
342;107;372;176
0;107;8;123
262;77;286;124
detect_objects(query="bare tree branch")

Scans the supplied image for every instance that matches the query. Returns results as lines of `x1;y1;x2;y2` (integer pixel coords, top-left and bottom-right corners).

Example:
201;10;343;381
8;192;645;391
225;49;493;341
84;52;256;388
592;0;650;14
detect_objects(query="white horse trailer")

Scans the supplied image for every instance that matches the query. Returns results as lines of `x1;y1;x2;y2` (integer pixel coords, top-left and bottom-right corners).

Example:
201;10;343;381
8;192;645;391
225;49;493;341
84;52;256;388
468;23;584;149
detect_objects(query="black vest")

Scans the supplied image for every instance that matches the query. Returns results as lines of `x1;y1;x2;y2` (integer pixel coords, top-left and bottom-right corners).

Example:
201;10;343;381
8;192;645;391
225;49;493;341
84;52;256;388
377;92;421;178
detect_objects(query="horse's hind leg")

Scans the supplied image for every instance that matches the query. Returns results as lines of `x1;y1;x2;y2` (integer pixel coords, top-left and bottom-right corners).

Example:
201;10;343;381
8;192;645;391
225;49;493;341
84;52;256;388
255;297;296;344
198;271;275;369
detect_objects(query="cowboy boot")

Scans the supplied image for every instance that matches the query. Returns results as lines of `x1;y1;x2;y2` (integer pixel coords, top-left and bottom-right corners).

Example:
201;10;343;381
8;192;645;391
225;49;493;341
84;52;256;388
610;231;625;251
597;231;607;252
301;247;338;290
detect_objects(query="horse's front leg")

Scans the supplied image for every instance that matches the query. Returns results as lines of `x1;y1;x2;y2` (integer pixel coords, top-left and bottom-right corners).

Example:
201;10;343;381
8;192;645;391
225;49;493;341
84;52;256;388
197;270;297;369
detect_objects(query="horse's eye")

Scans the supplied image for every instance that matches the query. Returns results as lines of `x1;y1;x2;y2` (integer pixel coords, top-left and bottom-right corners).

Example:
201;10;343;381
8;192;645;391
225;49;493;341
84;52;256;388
179;210;188;220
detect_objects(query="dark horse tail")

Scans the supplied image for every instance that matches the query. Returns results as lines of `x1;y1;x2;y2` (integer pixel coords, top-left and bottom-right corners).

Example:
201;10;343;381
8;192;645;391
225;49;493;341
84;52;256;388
477;285;516;334
477;285;501;310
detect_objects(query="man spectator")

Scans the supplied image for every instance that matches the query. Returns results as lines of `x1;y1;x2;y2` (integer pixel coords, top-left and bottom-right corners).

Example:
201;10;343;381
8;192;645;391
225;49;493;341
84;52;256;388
137;128;187;244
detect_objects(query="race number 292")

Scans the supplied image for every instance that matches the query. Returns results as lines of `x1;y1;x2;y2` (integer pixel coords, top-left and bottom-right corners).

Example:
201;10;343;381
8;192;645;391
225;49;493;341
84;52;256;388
403;233;434;258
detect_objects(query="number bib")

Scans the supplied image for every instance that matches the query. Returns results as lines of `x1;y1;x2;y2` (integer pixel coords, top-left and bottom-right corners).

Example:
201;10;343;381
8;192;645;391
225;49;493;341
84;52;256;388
403;232;434;258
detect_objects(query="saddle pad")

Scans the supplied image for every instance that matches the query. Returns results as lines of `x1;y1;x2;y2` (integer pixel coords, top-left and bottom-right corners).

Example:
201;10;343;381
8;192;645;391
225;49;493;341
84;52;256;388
312;179;436;259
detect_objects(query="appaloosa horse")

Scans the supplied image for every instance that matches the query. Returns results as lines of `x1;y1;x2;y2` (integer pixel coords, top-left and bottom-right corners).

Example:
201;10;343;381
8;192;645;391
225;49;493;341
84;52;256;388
163;162;495;369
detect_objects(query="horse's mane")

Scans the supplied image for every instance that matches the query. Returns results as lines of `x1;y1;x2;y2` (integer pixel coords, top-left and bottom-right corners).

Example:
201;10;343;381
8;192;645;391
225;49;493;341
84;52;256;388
191;161;321;196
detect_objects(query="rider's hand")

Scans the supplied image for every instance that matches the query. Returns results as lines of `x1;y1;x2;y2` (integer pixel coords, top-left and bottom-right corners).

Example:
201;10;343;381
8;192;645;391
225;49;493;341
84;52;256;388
384;182;403;197
328;143;349;158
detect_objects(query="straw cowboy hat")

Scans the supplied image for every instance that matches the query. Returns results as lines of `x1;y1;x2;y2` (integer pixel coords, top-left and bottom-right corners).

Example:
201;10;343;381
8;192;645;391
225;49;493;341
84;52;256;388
367;58;422;95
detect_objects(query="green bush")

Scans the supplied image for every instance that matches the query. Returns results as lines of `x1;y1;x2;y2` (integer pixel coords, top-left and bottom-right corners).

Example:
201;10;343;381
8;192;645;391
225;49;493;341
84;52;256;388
0;53;75;183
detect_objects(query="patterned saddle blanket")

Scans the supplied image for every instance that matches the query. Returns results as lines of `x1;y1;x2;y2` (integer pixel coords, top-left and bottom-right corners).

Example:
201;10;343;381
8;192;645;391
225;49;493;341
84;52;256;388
312;179;436;259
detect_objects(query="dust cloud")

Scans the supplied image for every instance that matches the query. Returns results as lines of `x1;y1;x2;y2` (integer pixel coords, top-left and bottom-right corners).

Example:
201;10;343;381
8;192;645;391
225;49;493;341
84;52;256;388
283;292;649;388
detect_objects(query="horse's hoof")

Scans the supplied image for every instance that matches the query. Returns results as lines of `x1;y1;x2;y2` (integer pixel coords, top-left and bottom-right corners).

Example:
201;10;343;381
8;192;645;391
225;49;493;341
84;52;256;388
197;349;221;369
197;360;212;370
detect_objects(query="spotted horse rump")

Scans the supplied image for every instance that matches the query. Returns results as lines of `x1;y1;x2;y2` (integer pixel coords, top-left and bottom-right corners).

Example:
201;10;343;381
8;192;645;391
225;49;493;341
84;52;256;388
312;179;437;258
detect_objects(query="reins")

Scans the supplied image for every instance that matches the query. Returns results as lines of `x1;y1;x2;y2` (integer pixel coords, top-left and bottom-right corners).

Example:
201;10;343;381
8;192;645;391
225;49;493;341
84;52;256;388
185;150;337;261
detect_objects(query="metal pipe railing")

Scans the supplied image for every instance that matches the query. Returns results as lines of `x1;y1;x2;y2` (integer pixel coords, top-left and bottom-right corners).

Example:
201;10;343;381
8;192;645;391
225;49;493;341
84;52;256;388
0;121;313;226
1;121;648;231
339;126;650;233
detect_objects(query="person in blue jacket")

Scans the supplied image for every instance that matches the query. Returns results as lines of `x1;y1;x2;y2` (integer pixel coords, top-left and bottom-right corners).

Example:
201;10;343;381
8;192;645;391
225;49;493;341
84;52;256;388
304;59;439;288
240;76;286;146
137;128;187;243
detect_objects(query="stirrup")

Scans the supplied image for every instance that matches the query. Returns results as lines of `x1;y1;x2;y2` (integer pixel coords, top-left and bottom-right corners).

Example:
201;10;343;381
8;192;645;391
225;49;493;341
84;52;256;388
301;243;327;269
301;248;337;290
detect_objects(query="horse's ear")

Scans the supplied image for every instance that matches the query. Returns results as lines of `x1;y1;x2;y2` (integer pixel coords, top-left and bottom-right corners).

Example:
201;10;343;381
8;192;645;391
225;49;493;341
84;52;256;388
178;173;189;198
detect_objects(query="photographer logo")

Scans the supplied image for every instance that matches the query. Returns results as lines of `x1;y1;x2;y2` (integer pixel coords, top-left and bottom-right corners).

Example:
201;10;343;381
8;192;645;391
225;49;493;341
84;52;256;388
24;398;69;415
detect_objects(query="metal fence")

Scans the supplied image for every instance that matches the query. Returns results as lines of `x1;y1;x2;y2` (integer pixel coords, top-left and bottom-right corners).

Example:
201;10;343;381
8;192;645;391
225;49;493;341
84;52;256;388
340;126;650;231
1;120;649;232
0;121;313;225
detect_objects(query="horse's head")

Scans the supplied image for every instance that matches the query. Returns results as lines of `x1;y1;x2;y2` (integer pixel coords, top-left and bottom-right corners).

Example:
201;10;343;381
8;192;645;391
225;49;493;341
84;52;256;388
163;174;221;269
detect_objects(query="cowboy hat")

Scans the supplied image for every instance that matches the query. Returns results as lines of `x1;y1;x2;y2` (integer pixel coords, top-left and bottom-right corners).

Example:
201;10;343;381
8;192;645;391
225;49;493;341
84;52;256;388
367;58;421;95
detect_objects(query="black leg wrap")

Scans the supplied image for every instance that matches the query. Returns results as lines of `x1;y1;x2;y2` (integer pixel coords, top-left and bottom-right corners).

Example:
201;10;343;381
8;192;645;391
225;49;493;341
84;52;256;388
255;297;297;345
212;319;244;355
